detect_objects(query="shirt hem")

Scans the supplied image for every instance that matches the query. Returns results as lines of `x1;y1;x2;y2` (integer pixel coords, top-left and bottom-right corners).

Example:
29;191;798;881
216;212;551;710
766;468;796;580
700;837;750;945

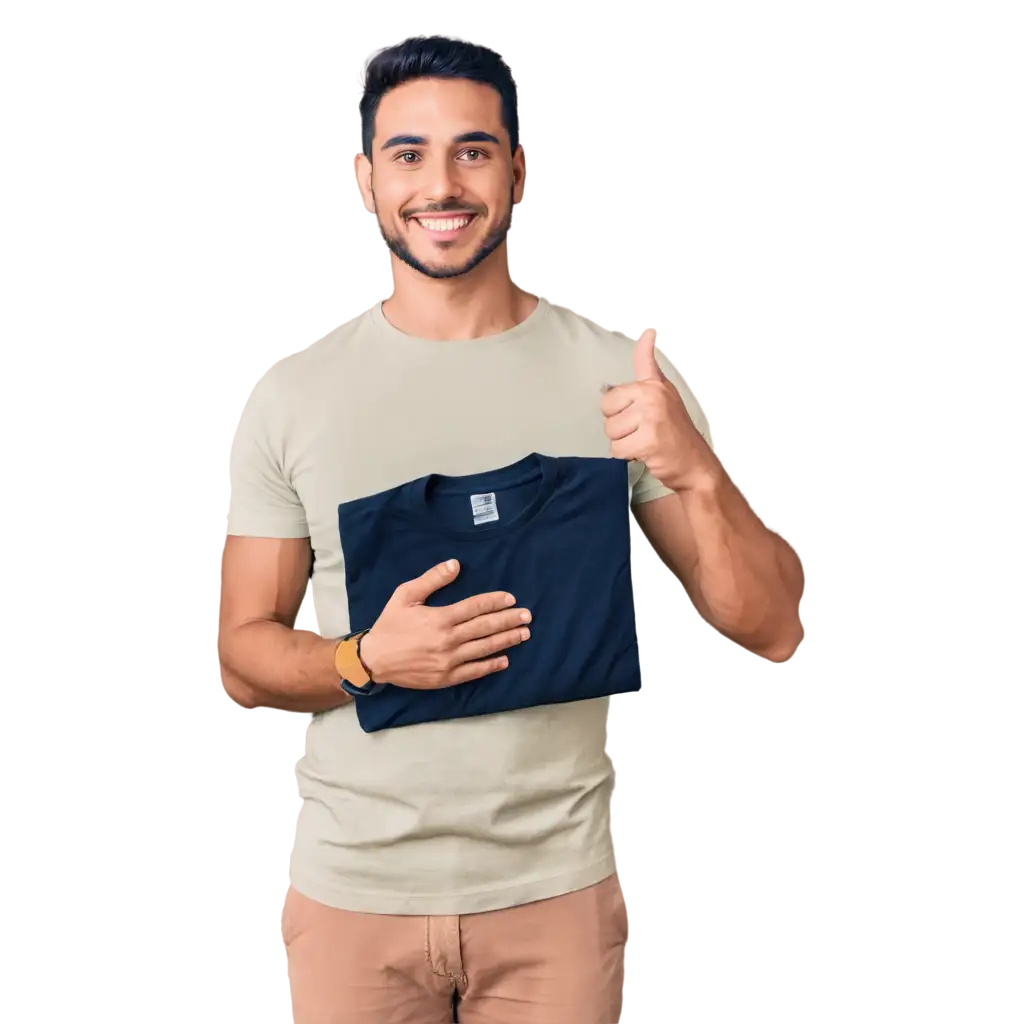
225;520;310;539
630;484;674;505
287;851;617;916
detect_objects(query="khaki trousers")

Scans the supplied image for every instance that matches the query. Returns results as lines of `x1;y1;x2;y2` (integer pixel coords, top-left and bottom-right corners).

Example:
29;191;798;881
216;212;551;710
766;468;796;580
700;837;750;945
282;873;628;1023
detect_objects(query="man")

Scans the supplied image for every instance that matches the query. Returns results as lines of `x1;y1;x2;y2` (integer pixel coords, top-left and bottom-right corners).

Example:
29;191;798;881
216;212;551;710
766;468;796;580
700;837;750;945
219;34;804;1024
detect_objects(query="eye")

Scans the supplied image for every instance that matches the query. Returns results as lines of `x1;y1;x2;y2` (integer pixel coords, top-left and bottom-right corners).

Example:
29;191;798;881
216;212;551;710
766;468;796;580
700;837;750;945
460;149;485;161
396;151;420;164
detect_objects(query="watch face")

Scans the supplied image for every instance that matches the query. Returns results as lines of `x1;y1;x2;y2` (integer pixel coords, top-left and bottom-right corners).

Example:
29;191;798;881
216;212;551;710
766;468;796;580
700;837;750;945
334;639;366;685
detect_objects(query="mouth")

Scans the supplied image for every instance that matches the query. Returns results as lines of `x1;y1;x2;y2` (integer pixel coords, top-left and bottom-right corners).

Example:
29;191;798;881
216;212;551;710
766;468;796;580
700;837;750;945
408;212;479;242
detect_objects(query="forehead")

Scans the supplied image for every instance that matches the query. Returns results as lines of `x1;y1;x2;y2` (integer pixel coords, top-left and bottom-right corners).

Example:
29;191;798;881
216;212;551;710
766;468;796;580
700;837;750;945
374;77;505;143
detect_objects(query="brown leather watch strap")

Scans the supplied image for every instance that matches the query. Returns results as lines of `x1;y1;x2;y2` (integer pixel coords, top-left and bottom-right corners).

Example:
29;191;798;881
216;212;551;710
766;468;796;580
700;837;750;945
333;630;372;688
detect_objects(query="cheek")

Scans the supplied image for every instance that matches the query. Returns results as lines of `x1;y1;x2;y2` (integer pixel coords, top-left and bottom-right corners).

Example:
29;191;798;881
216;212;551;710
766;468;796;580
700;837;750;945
480;175;514;213
370;177;409;216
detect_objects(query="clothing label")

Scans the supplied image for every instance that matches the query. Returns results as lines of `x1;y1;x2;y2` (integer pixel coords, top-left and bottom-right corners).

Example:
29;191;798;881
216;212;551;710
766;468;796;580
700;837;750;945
471;492;499;525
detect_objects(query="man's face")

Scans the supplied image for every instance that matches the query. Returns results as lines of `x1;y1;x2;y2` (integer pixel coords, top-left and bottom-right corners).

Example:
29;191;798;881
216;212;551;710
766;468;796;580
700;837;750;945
355;77;525;280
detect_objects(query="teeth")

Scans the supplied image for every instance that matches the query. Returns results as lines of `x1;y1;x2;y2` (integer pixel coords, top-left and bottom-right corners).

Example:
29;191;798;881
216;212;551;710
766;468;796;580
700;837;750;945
417;216;471;231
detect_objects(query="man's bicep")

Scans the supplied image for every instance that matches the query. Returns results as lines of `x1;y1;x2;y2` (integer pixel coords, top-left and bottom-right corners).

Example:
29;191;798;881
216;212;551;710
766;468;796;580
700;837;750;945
634;493;724;638
219;535;313;635
631;493;701;599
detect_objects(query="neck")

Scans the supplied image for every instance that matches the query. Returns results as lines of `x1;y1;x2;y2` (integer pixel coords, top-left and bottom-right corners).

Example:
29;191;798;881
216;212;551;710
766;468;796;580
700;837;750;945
382;245;537;341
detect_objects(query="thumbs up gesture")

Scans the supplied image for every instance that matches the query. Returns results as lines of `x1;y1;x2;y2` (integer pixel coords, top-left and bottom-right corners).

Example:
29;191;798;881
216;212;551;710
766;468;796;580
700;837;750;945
600;328;713;493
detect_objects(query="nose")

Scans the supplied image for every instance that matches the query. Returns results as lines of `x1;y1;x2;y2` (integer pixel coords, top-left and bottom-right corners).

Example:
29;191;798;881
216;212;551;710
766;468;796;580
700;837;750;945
421;155;465;206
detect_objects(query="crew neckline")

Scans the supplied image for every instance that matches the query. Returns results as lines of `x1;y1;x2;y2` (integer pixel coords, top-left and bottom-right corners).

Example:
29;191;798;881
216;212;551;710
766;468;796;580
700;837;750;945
370;296;551;347
398;452;560;541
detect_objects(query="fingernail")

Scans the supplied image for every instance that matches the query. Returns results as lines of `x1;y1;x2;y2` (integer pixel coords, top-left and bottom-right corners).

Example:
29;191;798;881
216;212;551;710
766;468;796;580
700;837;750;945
447;559;457;571
521;628;531;641
505;593;516;606
520;610;531;622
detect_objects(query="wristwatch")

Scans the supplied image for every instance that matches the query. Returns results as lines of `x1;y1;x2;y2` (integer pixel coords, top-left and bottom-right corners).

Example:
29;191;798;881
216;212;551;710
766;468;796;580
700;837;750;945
334;628;383;697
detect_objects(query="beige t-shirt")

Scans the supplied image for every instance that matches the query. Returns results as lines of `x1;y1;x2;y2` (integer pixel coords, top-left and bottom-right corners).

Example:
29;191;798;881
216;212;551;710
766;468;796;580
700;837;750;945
226;296;712;915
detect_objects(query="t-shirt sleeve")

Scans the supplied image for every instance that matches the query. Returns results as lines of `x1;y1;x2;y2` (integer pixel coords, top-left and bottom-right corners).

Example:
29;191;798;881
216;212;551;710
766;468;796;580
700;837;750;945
630;346;714;506
226;368;310;538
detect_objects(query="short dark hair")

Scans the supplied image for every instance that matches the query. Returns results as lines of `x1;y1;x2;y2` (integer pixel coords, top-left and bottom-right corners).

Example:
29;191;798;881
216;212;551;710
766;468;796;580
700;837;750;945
359;36;519;160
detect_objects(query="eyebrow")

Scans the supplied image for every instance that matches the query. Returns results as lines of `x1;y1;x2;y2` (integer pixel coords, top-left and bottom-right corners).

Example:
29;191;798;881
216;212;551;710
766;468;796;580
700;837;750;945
380;131;501;151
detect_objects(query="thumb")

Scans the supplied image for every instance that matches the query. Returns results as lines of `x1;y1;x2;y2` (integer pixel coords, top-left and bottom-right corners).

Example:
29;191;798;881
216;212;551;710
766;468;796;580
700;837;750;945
633;328;665;381
401;559;460;604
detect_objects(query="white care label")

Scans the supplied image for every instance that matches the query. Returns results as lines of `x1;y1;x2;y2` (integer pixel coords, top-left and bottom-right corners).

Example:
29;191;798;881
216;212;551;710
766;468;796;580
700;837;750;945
470;491;499;525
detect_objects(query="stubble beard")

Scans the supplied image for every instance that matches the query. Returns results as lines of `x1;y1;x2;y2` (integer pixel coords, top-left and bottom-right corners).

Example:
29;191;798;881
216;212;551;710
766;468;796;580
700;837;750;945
373;185;515;280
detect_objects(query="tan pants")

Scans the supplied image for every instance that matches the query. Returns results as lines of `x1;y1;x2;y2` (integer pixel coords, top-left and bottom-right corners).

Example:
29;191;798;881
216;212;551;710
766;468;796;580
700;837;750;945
282;873;628;1023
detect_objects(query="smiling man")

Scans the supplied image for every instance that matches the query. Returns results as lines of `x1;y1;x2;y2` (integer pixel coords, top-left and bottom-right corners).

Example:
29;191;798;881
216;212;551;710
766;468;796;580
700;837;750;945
219;34;804;1024
377;126;513;273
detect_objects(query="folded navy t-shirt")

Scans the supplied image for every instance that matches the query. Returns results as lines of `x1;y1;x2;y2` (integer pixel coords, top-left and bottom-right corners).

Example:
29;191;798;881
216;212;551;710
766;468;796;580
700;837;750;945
338;452;641;732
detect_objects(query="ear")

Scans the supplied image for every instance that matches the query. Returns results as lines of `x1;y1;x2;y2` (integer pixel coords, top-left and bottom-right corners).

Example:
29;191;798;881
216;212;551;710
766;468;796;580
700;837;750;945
511;144;526;205
354;152;375;214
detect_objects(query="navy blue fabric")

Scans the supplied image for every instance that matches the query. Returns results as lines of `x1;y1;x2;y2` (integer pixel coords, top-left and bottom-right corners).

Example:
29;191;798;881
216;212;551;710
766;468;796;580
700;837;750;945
337;452;641;732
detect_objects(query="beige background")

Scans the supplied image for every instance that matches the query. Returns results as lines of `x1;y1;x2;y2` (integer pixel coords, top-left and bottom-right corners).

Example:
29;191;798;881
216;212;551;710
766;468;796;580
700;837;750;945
2;9;1024;1024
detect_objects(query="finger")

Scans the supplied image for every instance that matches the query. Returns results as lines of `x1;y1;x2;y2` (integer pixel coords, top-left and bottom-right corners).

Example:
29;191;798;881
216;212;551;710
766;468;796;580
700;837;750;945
399;559;461;604
600;383;639;417
443;589;517;625
633;328;665;381
603;407;642;442
610;435;644;461
452;626;530;666
447;654;511;686
450;607;532;644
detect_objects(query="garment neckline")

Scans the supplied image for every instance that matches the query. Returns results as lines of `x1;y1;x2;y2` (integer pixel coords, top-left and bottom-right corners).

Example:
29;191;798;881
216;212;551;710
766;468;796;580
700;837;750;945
369;296;551;348
397;453;560;541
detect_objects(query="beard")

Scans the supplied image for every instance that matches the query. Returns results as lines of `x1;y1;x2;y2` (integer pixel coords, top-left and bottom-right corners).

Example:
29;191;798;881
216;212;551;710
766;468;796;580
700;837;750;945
373;185;515;280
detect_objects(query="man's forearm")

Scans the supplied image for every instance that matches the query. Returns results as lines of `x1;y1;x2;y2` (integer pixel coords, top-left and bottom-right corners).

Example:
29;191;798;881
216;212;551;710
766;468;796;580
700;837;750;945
677;465;805;661
219;620;352;713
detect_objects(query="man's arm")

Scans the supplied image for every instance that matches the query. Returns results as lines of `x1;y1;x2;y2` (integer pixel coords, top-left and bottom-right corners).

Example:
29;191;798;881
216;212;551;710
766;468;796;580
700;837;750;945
217;537;533;711
604;326;804;662
217;535;352;712
632;471;805;662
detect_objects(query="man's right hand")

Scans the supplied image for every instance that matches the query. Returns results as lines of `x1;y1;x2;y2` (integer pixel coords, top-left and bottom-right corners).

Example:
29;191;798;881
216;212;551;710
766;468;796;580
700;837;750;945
357;559;532;689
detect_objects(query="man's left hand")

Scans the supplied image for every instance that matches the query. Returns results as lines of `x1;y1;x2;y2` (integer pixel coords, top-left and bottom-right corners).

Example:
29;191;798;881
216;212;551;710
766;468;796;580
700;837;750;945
600;328;716;492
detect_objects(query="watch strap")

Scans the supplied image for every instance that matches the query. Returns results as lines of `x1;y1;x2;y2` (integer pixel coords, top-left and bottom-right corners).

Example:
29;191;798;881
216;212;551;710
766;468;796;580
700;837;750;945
334;629;382;696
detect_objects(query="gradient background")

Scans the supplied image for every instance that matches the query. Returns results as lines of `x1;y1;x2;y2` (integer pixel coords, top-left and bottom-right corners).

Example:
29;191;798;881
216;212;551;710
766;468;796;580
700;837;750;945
2;9;1024;1024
